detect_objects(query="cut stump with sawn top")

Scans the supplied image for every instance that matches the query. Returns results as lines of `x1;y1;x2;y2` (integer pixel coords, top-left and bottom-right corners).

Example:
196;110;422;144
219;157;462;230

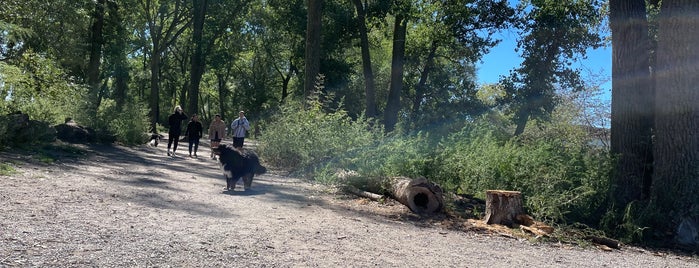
484;190;524;226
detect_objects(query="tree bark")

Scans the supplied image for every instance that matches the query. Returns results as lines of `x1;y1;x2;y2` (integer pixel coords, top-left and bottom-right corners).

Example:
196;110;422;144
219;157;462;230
653;0;699;247
609;0;654;206
304;0;322;104
352;0;376;118
484;190;524;226
189;0;207;116
87;0;105;110
384;14;407;133
411;40;437;124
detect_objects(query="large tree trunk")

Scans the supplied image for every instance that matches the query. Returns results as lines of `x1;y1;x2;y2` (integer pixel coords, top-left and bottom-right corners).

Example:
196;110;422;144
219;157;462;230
652;0;699;247
609;0;654;207
107;0;129;110
352;0;376;118
189;0;207;116
304;0;322;104
384;14;407;133
87;0;105;110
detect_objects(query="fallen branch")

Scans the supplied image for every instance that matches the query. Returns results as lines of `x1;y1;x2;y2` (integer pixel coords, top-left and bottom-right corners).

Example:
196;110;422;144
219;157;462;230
344;186;384;201
586;235;621;249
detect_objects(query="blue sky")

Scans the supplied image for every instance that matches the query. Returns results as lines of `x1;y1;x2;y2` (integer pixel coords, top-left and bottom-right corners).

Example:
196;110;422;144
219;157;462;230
475;30;613;103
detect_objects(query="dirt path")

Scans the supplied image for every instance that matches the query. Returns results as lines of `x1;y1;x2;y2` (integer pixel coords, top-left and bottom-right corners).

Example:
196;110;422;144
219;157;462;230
1;142;697;267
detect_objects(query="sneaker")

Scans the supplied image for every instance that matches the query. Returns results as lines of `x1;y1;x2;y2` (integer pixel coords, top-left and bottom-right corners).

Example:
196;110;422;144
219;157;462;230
193;153;198;157
167;151;171;156
172;152;177;157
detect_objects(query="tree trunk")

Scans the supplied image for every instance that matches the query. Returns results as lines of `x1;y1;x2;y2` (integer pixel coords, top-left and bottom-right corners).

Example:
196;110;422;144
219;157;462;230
304;0;322;104
352;0;376;118
653;0;699;247
87;0;105;110
149;46;161;133
484;190;524;226
384;14;407;133
609;0;654;207
106;0;129;110
189;0;207;116
411;40;437;124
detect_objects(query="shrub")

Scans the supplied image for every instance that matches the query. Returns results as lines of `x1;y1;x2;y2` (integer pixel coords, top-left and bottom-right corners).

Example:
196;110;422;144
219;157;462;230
432;118;612;224
257;100;380;176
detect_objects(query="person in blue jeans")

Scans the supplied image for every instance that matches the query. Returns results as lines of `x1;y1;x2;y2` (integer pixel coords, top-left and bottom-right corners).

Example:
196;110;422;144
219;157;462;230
230;111;250;148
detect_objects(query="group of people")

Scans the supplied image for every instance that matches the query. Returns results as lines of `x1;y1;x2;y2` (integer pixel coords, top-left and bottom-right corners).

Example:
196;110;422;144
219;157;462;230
166;105;251;158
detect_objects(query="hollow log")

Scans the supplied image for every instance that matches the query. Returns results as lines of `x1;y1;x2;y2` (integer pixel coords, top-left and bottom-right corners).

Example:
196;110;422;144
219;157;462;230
389;177;444;214
341;174;444;214
484;190;524;226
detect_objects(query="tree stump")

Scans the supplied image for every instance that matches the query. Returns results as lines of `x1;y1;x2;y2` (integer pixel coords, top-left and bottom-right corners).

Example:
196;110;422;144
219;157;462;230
484;190;524;226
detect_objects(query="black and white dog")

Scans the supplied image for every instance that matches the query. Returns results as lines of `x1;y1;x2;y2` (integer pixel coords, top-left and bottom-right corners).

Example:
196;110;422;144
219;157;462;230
148;133;163;147
212;144;267;191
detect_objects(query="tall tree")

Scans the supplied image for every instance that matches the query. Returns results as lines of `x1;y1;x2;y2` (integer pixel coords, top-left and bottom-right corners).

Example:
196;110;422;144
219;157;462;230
86;0;106;110
138;0;191;131
383;12;407;132
507;0;603;136
652;0;699;247
351;0;377;118
188;0;207;116
609;0;654;209
304;0;322;103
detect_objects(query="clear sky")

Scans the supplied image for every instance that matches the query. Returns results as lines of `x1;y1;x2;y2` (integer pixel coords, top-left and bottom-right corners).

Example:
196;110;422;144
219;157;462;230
475;29;612;102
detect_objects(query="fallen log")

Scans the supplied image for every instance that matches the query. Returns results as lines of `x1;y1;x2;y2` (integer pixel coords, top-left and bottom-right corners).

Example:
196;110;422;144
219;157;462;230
340;173;444;214
389;177;444;214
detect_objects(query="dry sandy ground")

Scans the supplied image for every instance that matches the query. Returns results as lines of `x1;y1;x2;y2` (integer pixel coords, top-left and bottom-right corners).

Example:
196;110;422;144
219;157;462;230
1;142;697;267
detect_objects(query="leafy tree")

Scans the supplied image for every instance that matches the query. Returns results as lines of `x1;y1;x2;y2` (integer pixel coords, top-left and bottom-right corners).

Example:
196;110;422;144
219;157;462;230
505;0;604;136
136;0;191;132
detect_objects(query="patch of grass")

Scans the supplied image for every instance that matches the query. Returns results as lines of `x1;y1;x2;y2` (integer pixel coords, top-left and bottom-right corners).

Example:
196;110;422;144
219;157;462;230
0;162;17;176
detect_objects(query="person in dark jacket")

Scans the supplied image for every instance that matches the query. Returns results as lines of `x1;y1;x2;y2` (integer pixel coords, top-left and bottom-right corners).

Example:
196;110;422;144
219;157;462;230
167;105;188;157
184;114;203;157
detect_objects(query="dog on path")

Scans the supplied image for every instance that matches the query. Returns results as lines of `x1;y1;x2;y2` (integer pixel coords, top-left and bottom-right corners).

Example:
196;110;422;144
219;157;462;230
212;144;267;191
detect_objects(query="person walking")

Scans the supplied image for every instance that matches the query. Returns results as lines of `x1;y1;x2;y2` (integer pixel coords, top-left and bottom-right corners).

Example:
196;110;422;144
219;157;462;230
167;105;188;157
184;114;203;158
231;111;250;148
208;114;226;159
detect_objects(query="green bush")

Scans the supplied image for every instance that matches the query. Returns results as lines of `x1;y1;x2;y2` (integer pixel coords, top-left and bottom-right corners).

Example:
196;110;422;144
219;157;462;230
257;100;380;177
100;100;151;145
432;118;612;224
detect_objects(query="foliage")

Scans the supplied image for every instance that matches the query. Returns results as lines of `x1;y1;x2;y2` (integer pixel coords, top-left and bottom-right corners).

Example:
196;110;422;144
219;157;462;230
431;116;612;224
0;53;83;124
257;99;381;175
0;162;17;176
102;100;152;145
